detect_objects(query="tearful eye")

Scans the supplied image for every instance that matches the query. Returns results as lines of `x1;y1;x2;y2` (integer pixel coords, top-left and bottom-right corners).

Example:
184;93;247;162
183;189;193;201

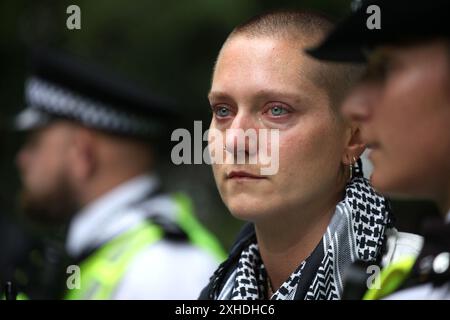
215;106;231;118
269;105;288;116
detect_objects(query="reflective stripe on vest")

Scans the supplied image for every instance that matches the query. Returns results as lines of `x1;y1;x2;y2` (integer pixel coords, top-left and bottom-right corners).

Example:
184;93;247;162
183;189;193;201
172;193;226;262
65;223;163;300
65;193;225;300
363;256;416;300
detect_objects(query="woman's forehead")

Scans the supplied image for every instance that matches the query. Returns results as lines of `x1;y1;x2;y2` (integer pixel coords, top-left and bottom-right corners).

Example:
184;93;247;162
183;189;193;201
214;40;323;94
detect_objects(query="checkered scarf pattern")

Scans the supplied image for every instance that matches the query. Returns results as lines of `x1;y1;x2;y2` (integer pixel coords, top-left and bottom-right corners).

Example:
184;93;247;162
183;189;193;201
228;177;393;300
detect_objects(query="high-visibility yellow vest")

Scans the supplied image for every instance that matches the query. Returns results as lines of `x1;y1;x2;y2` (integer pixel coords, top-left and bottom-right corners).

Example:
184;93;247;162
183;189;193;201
65;193;226;300
363;256;416;300
1;292;29;300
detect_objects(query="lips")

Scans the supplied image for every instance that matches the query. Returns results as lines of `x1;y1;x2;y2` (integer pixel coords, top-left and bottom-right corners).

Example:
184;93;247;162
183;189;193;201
226;170;266;180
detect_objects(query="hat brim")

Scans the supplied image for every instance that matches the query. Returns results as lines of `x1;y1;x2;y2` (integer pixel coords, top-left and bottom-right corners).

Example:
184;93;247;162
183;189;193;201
306;4;371;63
14;108;55;131
307;0;450;63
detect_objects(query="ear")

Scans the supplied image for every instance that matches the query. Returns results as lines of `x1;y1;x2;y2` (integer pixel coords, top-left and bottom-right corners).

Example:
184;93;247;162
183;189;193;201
69;127;97;182
342;124;366;165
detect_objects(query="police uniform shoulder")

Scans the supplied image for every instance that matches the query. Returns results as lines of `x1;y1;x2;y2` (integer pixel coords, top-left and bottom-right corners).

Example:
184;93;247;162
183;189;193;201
409;221;450;287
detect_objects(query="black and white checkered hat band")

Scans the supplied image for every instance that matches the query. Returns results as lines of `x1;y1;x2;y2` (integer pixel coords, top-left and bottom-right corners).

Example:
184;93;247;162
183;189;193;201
23;77;163;136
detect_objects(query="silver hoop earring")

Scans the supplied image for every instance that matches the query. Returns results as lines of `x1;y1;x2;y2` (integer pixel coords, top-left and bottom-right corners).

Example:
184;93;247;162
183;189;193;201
349;162;353;180
350;157;358;180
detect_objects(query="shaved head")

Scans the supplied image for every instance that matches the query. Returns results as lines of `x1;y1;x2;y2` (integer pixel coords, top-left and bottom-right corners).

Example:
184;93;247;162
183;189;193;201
218;10;364;112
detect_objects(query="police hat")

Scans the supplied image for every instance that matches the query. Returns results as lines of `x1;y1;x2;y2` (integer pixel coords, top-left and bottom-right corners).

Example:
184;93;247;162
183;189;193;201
306;0;450;62
15;48;178;138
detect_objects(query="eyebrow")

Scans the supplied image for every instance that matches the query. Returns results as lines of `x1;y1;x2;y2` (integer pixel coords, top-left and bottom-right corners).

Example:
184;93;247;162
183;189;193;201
208;89;303;103
207;91;230;101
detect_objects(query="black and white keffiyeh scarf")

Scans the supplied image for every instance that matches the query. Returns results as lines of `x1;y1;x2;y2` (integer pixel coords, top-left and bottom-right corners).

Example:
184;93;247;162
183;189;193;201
220;176;394;300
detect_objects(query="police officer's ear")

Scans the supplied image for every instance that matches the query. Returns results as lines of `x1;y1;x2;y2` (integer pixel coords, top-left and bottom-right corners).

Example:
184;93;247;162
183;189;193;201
69;126;97;182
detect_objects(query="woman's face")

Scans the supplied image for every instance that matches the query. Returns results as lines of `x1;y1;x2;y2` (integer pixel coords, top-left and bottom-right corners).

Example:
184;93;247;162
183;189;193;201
208;35;349;222
342;40;450;206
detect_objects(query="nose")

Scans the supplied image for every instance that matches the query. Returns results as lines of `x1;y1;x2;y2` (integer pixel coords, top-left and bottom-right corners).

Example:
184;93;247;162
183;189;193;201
225;112;258;157
341;82;380;123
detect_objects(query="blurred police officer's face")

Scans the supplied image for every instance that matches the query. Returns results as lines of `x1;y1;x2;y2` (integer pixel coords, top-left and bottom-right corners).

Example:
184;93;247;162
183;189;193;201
209;35;352;222
342;40;450;210
16;121;79;224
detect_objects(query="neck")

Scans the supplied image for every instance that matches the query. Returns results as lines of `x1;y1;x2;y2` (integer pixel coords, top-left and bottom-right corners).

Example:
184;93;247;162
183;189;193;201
255;188;342;291
79;169;150;207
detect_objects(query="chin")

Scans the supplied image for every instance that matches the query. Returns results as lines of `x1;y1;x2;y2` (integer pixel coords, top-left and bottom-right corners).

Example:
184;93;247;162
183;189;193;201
370;172;395;195
225;196;275;222
370;171;421;199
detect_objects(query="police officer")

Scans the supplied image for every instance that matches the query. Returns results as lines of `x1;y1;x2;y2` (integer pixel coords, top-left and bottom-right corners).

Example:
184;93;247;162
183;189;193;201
308;0;450;299
14;49;225;299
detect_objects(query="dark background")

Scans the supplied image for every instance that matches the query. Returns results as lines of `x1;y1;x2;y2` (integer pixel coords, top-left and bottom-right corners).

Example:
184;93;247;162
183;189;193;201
0;0;439;294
